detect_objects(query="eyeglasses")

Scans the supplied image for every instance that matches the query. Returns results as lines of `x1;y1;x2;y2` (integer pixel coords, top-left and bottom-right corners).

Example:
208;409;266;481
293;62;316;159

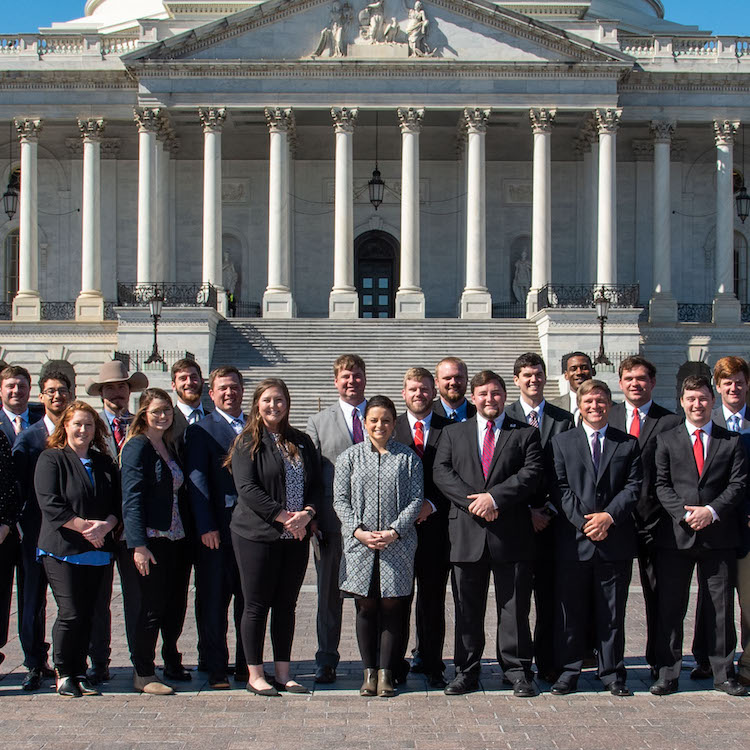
148;409;173;418
42;388;70;396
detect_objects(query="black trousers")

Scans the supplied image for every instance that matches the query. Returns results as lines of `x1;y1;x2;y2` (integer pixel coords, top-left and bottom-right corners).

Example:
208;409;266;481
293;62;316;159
129;538;191;677
232;533;309;665
655;547;737;683
555;557;632;686
451;546;533;681
43;556;109;678
17;524;50;669
531;526;556;677
356;595;411;671
636;530;660;670
0;530;19;653
194;536;245;675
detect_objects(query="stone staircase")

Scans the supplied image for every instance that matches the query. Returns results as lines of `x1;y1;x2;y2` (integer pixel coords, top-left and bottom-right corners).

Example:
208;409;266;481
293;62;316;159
210;319;542;427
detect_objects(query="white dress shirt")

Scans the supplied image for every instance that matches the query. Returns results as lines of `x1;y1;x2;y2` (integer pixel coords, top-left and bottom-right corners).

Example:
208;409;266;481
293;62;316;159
43;415;56;436
722;403;747;431
177;400;206;423
215;407;245;433
685;419;718;522
625;399;652;434
519;398;545;429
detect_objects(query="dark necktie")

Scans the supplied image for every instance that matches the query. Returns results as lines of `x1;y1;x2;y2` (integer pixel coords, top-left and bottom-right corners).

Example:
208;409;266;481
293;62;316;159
629;407;641;438
189;409;202;425
481;420;495;479
528;410;539;429
591;430;601;474
414;421;424;458
693;429;705;476
449;410;458;422
352;408;364;444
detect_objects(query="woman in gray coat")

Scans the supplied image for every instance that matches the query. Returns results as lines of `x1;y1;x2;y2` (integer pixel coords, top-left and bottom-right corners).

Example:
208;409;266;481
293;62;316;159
333;395;423;698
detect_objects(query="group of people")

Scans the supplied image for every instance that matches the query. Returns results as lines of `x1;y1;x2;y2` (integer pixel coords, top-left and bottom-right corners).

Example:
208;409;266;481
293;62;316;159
0;347;748;701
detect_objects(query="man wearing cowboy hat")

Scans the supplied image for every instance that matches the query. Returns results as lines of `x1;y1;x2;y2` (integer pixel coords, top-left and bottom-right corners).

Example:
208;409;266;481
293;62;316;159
85;359;148;685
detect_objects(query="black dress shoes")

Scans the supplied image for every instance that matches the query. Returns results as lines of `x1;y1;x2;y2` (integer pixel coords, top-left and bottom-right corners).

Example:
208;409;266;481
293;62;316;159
512;677;538;698
76;676;101;696
649;678;679;695
608;681;632;697
208;674;231;689
427;672;447;689
714;679;748;696
690;664;712;680
57;676;82;698
444;674;479;695
163;663;192;682
410;653;426;674
86;665;110;685
550;679;577;696
246;682;280;697
22;668;44;692
272;678;310;694
314;665;336;684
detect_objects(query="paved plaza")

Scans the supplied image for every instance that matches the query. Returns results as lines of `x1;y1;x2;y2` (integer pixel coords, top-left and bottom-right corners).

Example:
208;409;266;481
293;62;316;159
1;559;749;750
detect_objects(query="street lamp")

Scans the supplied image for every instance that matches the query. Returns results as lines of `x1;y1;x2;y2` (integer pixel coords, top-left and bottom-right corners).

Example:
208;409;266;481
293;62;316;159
368;112;385;210
145;287;165;365
593;286;612;366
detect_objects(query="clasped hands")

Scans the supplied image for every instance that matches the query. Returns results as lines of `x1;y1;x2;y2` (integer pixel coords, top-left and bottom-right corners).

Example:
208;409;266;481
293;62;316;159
582;512;613;542
354;527;398;550
467;492;497;522
80;518;113;548
276;509;311;541
684;505;714;531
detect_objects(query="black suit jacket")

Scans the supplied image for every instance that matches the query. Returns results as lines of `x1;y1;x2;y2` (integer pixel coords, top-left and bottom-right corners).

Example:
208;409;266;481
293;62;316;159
655;422;747;550
12;419;50;539
432;399;476;421
34;446;121;557
172;404;212;446
433;415;543;563
0;404;43;447
551;425;642;562
608;401;682;531
739;431;750;558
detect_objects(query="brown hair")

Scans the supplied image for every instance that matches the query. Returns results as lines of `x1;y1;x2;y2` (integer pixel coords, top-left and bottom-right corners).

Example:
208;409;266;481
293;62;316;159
435;356;468;381
680;374;714;399
0;365;31;386
122;388;177;453
618;355;656;379
713;356;749;385
171;358;203;382
208;366;243;390
333;354;366;377
403;367;434;388
470;369;506;394
47;401;109;454
576;378;612;404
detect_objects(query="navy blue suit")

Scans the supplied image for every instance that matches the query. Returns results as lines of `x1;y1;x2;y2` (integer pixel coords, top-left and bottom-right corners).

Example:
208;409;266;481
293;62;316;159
184;411;245;677
0;405;43;447
12;420;52;670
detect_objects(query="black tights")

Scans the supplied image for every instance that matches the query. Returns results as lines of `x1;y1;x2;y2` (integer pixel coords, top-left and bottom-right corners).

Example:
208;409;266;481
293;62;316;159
355;596;410;670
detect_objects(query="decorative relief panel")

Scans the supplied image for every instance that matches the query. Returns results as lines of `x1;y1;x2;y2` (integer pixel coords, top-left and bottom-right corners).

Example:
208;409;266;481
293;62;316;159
503;179;532;205
222;179;250;203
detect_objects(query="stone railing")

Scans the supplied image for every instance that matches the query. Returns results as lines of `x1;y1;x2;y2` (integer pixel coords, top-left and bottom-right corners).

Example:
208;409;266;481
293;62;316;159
620;35;750;60
0;33;139;59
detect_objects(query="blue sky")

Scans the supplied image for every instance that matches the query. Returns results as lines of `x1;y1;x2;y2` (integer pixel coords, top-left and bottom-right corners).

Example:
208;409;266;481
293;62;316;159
0;0;745;35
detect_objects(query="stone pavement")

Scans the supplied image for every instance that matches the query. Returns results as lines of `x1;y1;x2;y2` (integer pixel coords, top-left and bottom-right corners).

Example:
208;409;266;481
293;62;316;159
1;560;749;750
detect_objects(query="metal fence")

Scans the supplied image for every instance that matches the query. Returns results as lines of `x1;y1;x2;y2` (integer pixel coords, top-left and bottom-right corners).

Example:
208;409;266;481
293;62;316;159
114;350;196;373
117;282;218;309
536;284;640;310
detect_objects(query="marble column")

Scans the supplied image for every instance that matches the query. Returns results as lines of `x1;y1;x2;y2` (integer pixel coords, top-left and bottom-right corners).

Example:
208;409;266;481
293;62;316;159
152;124;172;284
396;107;425;319
134;107;160;287
588;131;599;282
329;107;358;318
460;108;492;319
263;107;295;318
595;109;621;287
713;120;741;323
12;118;42;321
527;108;556;315
75;118;105;321
649;120;678;322
199;108;227;316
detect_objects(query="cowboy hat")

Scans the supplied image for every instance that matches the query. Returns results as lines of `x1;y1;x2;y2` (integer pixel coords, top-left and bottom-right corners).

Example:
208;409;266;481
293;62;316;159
86;360;149;397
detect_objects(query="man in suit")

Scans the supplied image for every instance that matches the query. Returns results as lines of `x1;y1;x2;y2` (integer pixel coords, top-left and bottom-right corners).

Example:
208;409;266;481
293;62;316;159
434;369;543;697
306;353;367;683
507;352;574;683
548;352;594;424
393;366;452;687
171;358;210;441
0;364;43;444
608;355;681;677
85;359;149;684
12;369;72;691
185;365;247;689
550;379;642;696
650;374;748;696
432;357;476;422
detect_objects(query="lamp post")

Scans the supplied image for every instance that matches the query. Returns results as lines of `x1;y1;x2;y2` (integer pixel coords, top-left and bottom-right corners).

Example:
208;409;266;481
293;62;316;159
145;287;165;365
593;286;612;366
368;112;385;210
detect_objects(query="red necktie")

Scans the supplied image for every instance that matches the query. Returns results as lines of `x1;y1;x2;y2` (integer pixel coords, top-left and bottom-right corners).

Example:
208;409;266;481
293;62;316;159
112;417;126;452
481;420;495;479
414;421;424;458
693;429;704;476
352;408;364;444
629;407;640;438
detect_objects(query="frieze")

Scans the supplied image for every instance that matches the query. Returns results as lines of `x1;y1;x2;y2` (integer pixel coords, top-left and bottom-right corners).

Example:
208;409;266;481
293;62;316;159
66;136;121;159
503;179;532;205
222;179;251;203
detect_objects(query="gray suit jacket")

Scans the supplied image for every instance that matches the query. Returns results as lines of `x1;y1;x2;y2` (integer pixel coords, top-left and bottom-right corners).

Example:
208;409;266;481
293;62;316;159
548;392;575;415
306;401;360;534
712;406;750;431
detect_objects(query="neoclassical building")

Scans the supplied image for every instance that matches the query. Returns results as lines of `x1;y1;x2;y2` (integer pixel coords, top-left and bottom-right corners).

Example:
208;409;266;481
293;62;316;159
0;0;748;404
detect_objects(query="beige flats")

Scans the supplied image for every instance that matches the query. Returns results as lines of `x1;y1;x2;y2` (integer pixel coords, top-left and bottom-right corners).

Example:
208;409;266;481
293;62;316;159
133;673;174;695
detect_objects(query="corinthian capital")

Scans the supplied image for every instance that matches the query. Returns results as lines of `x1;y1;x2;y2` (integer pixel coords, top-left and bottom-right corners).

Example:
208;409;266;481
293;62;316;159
595;108;622;135
133;107;162;133
397;108;425;134
78;118;106;142
331;107;358;133
463;108;491;134
15;118;43;143
529;108;556;135
713;119;739;146
265;107;294;133
650;120;675;144
199;108;227;133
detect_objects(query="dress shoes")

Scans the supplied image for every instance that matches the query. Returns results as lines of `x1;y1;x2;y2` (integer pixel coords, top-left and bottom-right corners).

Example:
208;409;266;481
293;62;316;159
272;678;309;694
76;676;101;696
512;677;538;698
409;653;426;674
314;665;336;684
360;668;378;697
163;663;192;682
426;672;447;689
649;678;679;696
133;674;175;695
22;668;44;692
56;676;82;698
208;674;231;689
444;674;479;696
608;681;632;697
246;682;280;697
86;664;110;685
690;664;712;680
737;674;750;687
550;679;577;696
377;668;395;698
714;679;748;696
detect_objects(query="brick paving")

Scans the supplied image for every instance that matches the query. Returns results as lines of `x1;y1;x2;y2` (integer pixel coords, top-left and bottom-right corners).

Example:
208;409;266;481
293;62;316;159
1;560;749;750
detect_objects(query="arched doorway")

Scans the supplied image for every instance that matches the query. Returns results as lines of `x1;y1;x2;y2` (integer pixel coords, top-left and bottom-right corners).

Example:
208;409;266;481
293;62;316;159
354;230;399;318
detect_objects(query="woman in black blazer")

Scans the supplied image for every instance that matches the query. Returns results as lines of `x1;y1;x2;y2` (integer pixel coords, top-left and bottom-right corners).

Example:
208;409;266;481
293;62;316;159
34;401;120;698
121;387;190;695
229;377;322;696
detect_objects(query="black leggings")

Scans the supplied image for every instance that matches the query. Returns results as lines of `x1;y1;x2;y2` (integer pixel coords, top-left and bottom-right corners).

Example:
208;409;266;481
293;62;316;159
355;595;410;670
232;533;309;665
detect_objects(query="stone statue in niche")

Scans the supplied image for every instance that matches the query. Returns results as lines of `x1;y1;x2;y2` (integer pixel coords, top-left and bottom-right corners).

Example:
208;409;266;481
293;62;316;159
311;0;353;58
403;0;434;56
222;251;239;297
358;0;399;42
512;249;531;303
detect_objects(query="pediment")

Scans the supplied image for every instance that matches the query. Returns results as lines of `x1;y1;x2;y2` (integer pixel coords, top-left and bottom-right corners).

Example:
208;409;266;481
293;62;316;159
123;0;631;65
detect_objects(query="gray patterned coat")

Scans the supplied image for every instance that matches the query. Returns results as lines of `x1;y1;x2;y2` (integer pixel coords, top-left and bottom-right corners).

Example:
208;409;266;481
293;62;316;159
334;439;423;597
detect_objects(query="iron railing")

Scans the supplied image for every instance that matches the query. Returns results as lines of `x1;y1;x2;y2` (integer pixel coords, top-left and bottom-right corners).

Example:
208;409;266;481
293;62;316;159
114;350;196;373
104;302;117;320
0;303;11;320
677;303;713;323
492;302;526;318
536;284;640;310
40;301;76;320
117;282;218;309
229;301;262;318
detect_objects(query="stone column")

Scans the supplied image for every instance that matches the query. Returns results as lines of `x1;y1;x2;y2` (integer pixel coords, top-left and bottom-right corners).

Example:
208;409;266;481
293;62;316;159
713;119;741;323
12;118;42;321
460;108;492;319
134;108;160;287
263;107;295;318
588;134;599;282
396;107;425;319
199;108;227;316
527;108;556;315
75;118;106;321
152;123;172;284
595;108;621;287
649;120;678;322
329;107;359;318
